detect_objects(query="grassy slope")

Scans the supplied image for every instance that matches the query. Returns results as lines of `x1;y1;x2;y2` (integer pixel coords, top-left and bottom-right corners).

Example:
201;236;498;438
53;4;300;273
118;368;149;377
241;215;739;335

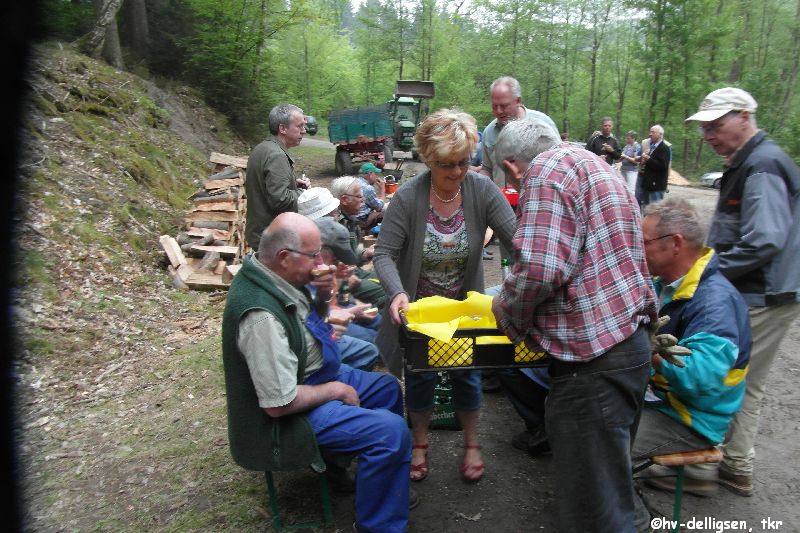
17;44;334;532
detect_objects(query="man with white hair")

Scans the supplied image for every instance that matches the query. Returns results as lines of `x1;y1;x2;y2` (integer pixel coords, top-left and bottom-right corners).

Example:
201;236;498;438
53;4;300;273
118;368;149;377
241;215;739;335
492;118;657;532
686;87;800;496
638;124;671;207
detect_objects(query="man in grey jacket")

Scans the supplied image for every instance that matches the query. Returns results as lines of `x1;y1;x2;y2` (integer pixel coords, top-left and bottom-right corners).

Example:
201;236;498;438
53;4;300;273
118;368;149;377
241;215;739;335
686;87;800;496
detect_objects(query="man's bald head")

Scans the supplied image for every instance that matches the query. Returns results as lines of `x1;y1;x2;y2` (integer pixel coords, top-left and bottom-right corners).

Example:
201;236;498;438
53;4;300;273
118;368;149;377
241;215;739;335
258;212;323;287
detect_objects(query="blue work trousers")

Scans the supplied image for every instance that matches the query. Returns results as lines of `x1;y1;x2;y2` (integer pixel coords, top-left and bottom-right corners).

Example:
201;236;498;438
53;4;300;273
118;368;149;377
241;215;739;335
307;366;410;533
545;326;651;533
337;335;379;371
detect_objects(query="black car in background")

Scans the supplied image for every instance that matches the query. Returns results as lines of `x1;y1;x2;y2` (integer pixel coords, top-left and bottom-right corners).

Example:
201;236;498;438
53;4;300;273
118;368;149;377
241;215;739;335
304;115;318;135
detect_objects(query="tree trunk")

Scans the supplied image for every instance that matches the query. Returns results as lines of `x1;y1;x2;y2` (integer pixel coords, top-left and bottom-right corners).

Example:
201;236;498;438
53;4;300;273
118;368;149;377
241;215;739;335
776;0;800;131
88;0;125;68
123;0;149;63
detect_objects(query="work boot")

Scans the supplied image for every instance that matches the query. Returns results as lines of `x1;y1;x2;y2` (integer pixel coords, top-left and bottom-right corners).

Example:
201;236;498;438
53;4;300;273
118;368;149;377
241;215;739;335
511;427;551;457
718;466;753;497
643;465;718;497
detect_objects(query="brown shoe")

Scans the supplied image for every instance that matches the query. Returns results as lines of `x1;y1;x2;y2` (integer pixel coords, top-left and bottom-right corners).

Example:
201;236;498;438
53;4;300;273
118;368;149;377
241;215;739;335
718;467;753;497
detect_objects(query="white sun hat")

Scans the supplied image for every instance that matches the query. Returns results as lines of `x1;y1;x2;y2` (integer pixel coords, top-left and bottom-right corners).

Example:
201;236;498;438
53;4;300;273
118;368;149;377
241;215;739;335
298;187;340;220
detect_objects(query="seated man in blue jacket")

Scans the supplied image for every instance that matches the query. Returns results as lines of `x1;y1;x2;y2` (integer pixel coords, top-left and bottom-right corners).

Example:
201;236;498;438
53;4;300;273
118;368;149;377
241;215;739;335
222;212;413;533
634;198;751;524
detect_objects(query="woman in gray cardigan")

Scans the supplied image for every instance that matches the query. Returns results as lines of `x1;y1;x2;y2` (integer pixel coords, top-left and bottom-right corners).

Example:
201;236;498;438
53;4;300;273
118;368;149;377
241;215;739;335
373;109;516;484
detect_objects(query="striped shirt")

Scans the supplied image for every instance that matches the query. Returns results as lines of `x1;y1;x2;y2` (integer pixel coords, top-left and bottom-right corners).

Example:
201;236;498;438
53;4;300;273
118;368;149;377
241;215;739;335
495;143;657;362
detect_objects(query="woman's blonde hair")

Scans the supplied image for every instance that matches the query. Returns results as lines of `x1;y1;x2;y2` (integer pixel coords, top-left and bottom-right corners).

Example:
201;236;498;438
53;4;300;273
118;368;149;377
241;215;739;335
414;109;479;165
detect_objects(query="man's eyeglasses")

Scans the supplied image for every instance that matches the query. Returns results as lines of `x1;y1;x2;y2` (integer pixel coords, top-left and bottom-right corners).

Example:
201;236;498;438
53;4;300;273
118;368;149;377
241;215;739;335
283;247;322;259
433;159;471;170
342;193;364;200
697;111;739;135
644;234;675;244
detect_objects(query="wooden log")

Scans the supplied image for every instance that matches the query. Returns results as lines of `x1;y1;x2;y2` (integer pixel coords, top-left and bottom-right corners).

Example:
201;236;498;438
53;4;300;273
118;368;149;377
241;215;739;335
222;264;242;284
167;265;189;290
208;166;241;180
159;235;187;267
210;152;248;169
185;271;231;290
189;244;239;257
191;200;238;212
214;260;227;276
191;220;230;230
185;211;239;222
198;251;221;272
204;177;243;189
192;190;236;203
186;227;231;241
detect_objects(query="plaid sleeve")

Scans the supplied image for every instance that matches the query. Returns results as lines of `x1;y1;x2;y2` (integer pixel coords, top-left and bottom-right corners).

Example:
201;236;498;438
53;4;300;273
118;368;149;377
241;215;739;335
495;158;583;341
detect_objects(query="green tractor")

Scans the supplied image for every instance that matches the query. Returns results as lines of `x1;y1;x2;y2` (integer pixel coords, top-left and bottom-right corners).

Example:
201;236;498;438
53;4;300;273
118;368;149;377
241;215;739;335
328;80;434;175
387;80;435;161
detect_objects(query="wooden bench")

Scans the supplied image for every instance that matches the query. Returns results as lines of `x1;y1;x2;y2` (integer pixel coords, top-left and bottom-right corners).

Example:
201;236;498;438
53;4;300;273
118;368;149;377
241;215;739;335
635;448;722;532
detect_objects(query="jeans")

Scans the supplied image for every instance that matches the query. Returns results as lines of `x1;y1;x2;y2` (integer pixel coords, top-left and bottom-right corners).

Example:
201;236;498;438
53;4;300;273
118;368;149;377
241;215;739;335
337;335;379;371
405;369;482;412
307;366;410;533
545;326;651;533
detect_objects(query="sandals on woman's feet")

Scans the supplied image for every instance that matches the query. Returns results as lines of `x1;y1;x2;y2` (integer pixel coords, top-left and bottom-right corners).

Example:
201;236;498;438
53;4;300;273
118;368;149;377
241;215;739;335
461;444;485;484
410;443;429;482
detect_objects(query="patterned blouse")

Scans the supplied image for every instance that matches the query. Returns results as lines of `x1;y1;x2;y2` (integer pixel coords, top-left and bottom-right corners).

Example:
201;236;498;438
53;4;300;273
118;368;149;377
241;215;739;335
416;205;468;299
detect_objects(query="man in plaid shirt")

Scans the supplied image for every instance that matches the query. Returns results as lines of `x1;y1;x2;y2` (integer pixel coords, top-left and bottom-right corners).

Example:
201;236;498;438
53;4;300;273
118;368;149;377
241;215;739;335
492;118;658;532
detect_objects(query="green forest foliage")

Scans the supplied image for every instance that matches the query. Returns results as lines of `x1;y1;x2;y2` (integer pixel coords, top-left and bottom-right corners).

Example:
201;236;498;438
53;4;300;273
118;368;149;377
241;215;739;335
40;0;800;177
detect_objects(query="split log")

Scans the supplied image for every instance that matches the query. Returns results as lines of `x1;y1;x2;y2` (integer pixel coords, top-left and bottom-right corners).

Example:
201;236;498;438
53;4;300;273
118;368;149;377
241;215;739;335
210;152;248;170
186;227;231;241
188;244;239;257
222;264;242;284
208;166;241;181
214;260;227;275
191;200;238;212
198;251;220;271
204;177;243;189
191;220;230;230
159;235;187;267
184;271;231;290
185;211;239;222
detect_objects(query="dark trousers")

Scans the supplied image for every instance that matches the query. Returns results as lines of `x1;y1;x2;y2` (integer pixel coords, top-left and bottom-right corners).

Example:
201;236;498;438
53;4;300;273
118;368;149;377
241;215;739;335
497;369;548;432
545;326;651;533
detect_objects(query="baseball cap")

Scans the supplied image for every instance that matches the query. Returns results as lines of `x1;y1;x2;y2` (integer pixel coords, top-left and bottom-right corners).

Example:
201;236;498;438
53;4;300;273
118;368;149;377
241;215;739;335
359;162;382;174
685;87;758;122
298;187;340;220
315;218;357;265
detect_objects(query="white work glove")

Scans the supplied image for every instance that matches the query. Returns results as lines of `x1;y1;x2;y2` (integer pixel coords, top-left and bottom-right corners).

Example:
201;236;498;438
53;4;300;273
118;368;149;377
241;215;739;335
649;315;693;367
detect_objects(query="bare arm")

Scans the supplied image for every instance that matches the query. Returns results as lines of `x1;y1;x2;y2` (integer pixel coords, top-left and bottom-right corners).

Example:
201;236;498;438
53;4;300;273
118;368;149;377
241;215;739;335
265;381;360;417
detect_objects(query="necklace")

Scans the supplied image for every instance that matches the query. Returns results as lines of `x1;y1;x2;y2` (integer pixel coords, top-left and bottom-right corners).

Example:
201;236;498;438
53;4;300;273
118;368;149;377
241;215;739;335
431;184;461;203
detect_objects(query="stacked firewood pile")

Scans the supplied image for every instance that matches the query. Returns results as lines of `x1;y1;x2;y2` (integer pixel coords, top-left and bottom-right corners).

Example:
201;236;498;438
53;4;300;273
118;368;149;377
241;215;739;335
160;152;248;290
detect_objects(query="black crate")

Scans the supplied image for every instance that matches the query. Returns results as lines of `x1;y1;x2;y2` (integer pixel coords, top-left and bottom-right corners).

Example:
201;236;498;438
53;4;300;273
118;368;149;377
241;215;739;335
401;326;549;372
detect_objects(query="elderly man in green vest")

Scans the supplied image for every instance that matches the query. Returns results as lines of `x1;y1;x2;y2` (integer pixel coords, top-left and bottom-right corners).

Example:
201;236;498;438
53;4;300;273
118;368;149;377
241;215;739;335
222;212;412;532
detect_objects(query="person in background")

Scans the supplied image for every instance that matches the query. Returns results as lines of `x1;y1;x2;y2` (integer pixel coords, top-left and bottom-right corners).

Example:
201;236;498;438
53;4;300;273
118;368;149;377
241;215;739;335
374;109;516;484
297;187;340;220
620;130;641;194
585;116;621;166
492;117;657;532
686;87;800;496
330;176;388;311
244;103;311;250
222;212;414;533
356;162;386;232
638;124;671;207
479;76;559;188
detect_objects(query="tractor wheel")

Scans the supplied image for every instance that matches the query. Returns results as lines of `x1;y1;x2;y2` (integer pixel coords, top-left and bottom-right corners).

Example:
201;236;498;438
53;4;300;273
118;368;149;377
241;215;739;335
335;150;353;175
383;139;394;164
